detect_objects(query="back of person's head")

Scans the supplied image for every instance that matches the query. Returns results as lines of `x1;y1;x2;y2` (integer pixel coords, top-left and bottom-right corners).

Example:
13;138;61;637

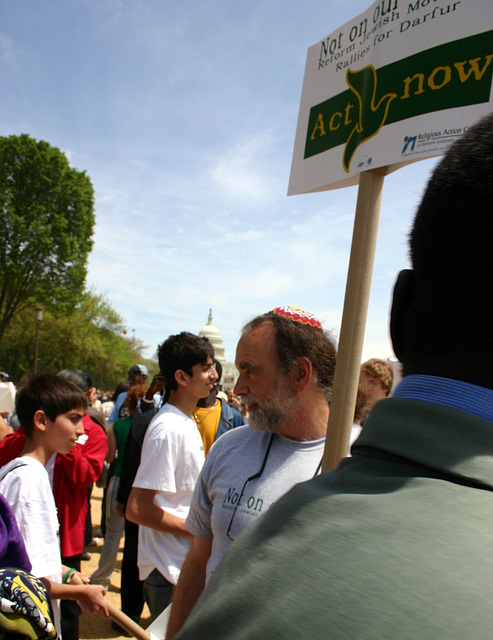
395;112;493;377
122;384;149;415
243;306;337;402
16;373;87;437
112;380;130;402
57;369;93;393
158;332;214;391
214;359;223;384
360;358;394;395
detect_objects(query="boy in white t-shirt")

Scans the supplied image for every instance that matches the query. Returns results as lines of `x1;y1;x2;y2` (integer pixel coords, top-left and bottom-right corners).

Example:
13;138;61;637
0;373;108;636
126;332;217;621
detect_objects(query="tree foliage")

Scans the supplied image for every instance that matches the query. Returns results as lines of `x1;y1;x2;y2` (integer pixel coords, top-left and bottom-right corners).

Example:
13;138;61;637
0;133;95;344
1;290;158;389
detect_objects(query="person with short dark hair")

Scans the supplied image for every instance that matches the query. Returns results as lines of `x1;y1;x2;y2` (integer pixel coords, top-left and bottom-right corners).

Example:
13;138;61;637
0;374;108;637
166;307;336;639
173;113;493;640
0;369;107;640
126;333;217;621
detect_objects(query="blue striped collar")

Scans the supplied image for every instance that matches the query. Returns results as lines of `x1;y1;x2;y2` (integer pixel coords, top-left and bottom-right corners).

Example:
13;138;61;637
392;374;493;424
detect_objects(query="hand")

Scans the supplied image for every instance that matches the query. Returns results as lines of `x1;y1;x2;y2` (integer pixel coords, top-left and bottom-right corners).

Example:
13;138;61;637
76;584;109;617
148;373;165;396
63;569;88;585
78;571;91;584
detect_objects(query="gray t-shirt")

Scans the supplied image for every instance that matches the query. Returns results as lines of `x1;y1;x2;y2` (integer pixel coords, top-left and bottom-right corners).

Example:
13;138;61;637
186;425;324;582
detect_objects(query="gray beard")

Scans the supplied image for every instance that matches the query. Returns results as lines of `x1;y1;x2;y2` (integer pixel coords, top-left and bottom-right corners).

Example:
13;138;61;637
248;402;285;433
243;376;297;434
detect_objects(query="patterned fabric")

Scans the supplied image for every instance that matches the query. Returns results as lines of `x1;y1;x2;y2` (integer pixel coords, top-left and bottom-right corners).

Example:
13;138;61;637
0;568;58;639
271;305;322;329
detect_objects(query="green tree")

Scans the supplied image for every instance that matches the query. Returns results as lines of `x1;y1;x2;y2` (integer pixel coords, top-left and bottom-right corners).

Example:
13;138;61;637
1;290;158;389
0;134;95;345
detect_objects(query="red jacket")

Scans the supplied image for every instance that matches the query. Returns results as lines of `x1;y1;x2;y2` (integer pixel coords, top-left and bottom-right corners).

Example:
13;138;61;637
0;413;107;557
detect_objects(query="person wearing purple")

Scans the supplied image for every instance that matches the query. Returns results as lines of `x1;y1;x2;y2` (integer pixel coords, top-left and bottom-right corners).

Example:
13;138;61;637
0;493;31;571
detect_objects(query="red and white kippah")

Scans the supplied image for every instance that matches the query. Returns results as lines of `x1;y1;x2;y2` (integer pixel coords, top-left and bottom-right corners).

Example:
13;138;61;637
271;306;322;329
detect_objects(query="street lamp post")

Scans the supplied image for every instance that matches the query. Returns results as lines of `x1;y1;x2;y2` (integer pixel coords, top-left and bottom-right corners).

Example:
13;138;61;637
34;305;43;374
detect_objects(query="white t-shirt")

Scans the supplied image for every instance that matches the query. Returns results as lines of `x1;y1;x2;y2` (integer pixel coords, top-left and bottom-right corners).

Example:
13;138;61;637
0;456;62;635
132;403;205;584
186;425;325;582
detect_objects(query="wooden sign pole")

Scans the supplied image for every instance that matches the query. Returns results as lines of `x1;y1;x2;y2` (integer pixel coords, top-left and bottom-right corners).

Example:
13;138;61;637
322;166;387;472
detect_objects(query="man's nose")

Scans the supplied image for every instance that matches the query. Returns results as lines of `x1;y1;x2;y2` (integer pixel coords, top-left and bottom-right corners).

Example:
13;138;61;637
233;376;247;396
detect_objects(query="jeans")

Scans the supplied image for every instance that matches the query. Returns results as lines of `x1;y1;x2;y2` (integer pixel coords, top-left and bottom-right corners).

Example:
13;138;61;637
90;476;125;588
143;568;174;622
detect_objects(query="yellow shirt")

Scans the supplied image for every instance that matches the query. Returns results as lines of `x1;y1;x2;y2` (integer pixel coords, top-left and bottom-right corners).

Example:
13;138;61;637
194;401;222;455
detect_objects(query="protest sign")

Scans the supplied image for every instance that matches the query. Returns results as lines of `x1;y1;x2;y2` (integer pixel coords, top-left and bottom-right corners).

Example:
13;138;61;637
289;0;493;194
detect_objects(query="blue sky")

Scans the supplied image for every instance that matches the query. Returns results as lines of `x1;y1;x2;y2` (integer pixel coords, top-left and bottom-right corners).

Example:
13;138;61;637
1;0;440;364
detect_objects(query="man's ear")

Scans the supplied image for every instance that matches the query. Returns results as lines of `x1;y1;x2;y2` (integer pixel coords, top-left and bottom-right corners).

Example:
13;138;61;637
390;269;415;363
33;409;47;433
293;356;313;394
174;370;189;388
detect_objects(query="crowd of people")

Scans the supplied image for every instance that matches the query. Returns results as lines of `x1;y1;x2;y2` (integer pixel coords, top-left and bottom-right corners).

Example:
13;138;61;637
1;112;493;640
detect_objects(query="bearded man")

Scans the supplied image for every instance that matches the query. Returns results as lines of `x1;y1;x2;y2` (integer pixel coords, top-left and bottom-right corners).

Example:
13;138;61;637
165;306;336;639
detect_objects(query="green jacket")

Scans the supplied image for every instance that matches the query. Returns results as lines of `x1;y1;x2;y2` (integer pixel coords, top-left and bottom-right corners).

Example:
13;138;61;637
177;397;493;639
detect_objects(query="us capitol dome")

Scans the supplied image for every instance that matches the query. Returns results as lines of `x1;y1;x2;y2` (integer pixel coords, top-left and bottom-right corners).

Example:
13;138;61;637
199;309;237;390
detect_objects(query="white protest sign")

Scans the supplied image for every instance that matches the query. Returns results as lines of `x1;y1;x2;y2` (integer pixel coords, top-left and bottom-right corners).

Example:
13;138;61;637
289;0;493;194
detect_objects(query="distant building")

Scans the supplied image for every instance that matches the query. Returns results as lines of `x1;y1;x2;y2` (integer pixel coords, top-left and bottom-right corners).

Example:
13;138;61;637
199;309;225;362
199;309;237;391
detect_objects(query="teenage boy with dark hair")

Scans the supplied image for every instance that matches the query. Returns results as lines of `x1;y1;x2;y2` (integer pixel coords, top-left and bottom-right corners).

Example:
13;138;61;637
0;374;108;637
126;332;217;622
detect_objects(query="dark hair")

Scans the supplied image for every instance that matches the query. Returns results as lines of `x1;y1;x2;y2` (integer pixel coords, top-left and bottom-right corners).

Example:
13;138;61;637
402;112;493;371
57;369;93;393
112;380;130;402
243;312;337;402
214;359;223;384
16;373;87;436
158;332;214;392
